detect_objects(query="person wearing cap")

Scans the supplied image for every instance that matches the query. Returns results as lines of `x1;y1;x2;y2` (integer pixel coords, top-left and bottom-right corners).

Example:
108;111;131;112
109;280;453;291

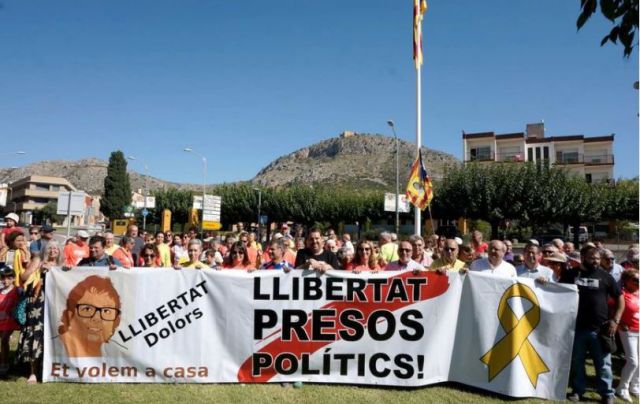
63;230;90;267
516;243;555;284
29;224;56;256
469;240;516;277
1;213;23;250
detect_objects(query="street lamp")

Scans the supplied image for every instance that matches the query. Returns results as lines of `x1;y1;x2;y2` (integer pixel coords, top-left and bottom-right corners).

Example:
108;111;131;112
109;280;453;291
184;148;207;236
127;156;150;231
387;120;400;236
253;187;262;243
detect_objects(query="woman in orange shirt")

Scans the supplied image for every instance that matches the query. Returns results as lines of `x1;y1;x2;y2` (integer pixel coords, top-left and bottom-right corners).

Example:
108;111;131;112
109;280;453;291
221;242;252;270
112;236;135;268
351;240;380;274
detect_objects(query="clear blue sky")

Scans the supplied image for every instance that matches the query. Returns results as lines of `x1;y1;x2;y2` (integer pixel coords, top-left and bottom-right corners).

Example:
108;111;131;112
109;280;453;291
0;1;637;185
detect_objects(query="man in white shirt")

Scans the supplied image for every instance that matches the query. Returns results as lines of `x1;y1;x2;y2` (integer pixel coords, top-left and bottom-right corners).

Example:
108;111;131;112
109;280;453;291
470;240;516;277
385;241;423;271
516;242;555;283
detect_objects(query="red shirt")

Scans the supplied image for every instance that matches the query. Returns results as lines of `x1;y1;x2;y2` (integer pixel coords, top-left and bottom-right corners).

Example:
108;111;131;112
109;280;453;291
621;289;639;332
0;287;20;332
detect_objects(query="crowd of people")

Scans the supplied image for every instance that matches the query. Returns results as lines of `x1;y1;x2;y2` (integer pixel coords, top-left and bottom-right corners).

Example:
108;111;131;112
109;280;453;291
0;212;638;402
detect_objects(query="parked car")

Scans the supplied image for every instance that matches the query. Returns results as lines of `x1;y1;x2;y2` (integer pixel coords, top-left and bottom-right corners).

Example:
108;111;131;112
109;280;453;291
568;226;589;243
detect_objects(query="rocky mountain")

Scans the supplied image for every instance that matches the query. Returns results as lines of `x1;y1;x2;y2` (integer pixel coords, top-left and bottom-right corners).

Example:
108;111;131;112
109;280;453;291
251;133;460;189
0;158;194;195
0;133;460;194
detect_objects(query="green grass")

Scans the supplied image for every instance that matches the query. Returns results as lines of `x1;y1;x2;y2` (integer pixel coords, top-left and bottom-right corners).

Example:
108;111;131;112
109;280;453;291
0;331;629;404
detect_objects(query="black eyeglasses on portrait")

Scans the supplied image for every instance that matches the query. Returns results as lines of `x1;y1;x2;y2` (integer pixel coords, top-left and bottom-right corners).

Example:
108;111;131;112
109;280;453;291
76;304;120;321
398;248;412;252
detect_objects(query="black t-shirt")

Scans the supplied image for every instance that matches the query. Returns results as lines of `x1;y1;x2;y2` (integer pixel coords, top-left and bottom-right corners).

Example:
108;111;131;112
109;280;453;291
560;266;621;331
294;248;339;269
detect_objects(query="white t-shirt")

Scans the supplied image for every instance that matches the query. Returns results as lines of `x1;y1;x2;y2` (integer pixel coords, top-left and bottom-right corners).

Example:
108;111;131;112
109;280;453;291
470;258;516;278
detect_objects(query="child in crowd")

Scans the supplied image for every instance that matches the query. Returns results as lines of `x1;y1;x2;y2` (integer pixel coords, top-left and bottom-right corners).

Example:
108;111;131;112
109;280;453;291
0;266;20;376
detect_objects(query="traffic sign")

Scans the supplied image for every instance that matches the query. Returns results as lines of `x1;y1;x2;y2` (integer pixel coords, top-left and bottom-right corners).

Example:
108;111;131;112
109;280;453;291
142;208;149;217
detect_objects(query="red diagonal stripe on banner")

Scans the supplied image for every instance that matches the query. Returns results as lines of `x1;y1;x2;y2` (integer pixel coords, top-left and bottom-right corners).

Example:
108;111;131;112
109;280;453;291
237;271;449;382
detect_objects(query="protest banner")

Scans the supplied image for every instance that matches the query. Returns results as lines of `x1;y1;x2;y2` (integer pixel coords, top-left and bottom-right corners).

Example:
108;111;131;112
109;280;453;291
43;268;577;400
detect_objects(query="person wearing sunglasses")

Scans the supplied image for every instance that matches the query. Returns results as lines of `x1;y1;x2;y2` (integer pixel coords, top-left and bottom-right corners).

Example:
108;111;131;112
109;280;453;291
430;239;467;274
409;235;433;268
515;243;555;284
350;240;380;274
600;248;623;286
222;241;252;269
385;241;423;271
140;244;160;268
616;269;639;402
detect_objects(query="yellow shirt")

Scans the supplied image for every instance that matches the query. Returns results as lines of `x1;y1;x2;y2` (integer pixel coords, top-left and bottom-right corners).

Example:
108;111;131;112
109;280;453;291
182;261;208;269
156;243;172;267
429;258;466;272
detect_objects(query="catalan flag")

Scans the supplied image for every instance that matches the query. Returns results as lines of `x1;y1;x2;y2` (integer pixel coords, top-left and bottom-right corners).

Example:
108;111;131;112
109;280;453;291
413;0;427;69
405;149;433;210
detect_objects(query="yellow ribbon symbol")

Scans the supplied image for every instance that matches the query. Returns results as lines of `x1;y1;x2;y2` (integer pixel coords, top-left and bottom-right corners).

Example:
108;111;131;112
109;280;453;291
480;283;549;387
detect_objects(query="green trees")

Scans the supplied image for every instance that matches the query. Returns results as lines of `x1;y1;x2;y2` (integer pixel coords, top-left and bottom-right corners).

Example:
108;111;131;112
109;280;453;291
433;162;639;241
33;201;64;225
151;184;385;231
101;151;132;219
577;0;638;58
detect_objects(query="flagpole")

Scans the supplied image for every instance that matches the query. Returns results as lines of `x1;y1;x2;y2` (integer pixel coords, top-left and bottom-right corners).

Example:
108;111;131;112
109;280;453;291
414;48;422;236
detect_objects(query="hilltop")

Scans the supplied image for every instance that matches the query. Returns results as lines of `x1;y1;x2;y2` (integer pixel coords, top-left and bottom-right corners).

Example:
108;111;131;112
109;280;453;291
0;134;460;194
251;133;459;189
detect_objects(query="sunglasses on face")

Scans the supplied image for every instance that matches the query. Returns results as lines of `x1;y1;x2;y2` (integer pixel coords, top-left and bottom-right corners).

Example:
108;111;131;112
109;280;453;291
443;247;457;252
358;247;371;252
30;232;38;235
231;251;245;255
143;254;156;258
399;248;412;252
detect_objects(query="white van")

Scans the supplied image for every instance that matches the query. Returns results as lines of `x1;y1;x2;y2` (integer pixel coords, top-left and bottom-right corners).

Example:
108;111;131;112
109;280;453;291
568;226;589;243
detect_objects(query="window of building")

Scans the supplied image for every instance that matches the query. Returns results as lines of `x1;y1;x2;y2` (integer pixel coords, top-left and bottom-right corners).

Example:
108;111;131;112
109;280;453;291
470;146;491;161
527;148;533;161
543;146;549;160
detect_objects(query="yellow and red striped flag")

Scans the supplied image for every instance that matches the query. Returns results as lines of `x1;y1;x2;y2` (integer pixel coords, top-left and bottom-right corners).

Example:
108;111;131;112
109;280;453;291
413;0;427;69
405;149;433;210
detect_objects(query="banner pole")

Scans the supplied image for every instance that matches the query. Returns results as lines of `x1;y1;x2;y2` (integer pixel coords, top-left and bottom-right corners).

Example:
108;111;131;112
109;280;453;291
414;61;422;236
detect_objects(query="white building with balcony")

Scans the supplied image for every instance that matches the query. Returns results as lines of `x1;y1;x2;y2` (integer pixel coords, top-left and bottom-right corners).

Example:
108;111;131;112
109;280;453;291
462;122;614;183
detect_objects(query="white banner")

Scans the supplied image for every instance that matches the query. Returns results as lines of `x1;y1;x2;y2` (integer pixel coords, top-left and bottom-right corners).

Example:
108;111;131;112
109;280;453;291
43;268;577;400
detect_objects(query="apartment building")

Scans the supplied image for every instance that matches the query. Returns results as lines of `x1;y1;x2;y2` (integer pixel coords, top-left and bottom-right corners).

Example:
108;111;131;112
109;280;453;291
462;122;614;183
